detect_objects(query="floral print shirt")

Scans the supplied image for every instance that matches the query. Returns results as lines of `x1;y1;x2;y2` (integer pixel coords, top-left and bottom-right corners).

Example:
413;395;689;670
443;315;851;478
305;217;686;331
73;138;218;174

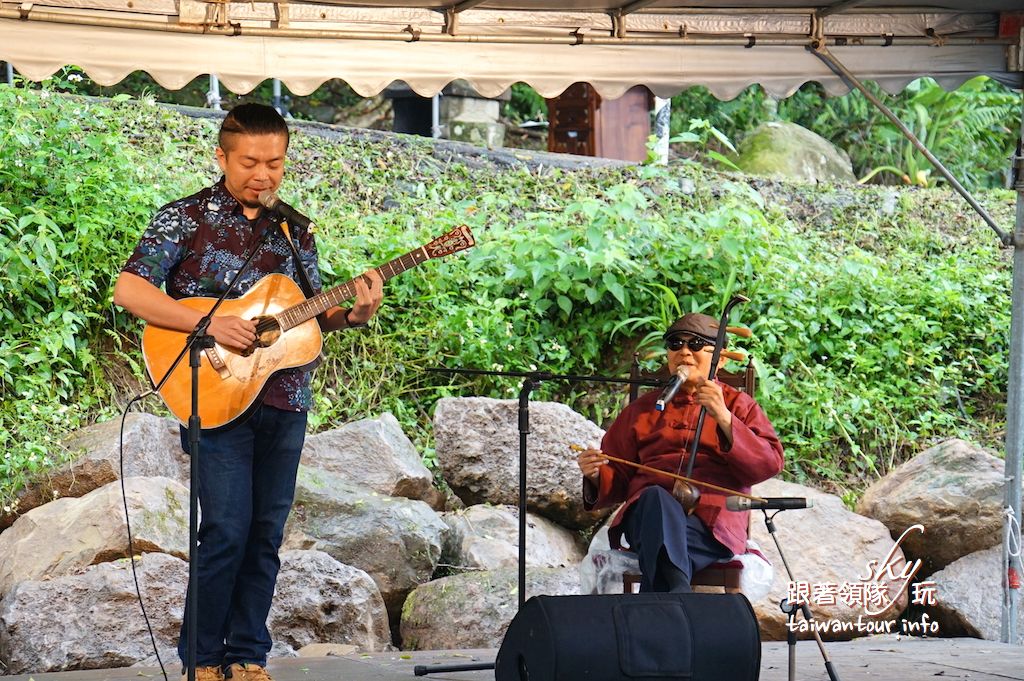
122;178;322;412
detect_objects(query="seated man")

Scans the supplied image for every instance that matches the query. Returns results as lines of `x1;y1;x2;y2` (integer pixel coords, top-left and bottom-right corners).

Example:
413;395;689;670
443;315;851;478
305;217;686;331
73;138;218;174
577;312;783;592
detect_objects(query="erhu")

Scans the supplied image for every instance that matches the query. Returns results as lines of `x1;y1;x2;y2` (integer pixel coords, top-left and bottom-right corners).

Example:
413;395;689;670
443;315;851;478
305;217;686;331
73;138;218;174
671;294;750;514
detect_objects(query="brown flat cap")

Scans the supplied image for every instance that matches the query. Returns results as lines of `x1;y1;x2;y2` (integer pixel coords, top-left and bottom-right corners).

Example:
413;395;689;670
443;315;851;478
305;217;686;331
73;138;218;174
663;312;722;345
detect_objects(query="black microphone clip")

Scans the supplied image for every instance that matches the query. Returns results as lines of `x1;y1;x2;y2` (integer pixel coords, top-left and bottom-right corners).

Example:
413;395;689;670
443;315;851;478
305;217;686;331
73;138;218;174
725;496;813;512
258;190;316;231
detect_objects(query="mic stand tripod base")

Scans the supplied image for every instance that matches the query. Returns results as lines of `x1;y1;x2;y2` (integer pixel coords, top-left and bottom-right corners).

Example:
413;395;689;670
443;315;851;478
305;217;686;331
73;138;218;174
763;510;842;681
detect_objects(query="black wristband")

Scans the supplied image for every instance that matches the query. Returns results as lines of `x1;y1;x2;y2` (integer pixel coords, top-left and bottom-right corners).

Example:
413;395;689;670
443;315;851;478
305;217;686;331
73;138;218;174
344;308;368;329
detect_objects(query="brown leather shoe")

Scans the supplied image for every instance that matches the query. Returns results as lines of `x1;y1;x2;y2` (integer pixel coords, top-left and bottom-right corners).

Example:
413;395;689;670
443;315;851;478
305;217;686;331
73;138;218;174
181;666;224;681
225;663;273;681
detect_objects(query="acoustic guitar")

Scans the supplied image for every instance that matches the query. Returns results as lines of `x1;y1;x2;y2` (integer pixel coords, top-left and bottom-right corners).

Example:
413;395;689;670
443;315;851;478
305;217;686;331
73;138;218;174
141;225;475;430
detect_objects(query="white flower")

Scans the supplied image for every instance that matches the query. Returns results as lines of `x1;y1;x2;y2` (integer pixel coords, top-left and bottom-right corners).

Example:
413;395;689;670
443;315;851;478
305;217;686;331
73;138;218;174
67;73;83;82
52;490;60;499
40;90;50;99
507;344;514;351
28;454;37;462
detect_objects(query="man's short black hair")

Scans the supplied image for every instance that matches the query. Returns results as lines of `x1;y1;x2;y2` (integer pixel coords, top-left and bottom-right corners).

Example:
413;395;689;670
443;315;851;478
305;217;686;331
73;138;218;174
219;103;289;151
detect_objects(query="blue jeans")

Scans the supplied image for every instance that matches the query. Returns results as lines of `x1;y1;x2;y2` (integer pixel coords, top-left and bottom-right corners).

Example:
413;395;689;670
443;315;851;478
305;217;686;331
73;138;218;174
177;405;307;668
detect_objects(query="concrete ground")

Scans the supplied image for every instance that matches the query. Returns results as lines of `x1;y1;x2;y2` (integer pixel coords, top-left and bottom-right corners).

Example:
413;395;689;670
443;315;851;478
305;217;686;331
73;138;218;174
4;638;1023;681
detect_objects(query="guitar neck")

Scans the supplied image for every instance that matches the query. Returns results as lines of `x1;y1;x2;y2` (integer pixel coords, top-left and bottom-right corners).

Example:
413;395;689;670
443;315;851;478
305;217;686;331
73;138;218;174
276;247;429;331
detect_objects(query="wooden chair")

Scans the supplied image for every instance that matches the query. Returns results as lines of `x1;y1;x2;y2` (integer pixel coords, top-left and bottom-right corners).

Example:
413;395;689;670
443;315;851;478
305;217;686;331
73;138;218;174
621;352;757;594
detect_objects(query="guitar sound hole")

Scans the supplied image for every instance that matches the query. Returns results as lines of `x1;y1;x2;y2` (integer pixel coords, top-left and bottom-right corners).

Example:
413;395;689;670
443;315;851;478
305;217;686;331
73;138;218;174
247;316;282;354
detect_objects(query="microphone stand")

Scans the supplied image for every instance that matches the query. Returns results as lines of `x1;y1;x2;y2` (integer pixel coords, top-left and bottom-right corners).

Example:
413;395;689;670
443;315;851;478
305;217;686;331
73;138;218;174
412;366;663;677
760;509;842;681
145;219;278;681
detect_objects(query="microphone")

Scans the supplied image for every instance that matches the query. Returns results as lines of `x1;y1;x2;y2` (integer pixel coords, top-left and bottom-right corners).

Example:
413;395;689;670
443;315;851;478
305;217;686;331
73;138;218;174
726;496;813;511
655;366;689;412
258;190;316;231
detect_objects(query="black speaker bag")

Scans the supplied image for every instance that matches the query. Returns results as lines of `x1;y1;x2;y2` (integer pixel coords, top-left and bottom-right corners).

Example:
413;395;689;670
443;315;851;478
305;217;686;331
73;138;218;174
495;592;760;681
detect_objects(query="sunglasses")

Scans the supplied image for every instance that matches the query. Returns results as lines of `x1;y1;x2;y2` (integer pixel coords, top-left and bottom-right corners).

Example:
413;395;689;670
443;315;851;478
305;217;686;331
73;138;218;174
665;336;715;353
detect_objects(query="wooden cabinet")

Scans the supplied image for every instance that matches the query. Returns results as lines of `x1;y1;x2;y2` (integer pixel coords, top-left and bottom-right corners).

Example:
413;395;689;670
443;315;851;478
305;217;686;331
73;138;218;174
547;83;652;162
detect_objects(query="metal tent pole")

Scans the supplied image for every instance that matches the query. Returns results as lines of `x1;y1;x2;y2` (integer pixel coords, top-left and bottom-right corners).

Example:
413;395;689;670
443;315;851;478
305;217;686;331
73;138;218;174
207;74;222;110
809;44;1011;246
1003;87;1024;645
653;96;671;164
431;94;442;139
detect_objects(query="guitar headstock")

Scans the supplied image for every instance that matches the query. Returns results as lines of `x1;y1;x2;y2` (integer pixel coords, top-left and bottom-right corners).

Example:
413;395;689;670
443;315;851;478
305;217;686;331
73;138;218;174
424;225;475;259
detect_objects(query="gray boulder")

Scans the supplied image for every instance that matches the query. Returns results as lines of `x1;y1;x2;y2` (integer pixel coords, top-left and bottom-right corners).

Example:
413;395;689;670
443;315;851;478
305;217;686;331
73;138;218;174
399;566;580;650
1;413;186;529
269;550;392;652
0;552;186;673
441;504;584;571
283;466;446;620
302;413;438;506
928;545;1023;644
0;476;189;597
433;397;606;529
734;121;856;184
0;549;393;674
857;439;1005;573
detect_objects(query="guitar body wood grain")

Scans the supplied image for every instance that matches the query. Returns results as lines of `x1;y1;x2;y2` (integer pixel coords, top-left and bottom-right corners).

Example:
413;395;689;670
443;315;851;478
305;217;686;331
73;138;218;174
141;273;323;430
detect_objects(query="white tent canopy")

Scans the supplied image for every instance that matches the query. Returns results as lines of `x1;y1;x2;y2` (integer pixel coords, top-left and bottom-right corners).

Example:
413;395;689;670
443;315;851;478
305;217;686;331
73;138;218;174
1;1;1021;98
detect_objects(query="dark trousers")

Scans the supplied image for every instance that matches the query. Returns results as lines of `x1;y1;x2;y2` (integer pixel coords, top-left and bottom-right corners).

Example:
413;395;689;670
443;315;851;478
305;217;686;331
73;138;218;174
622;486;732;592
178;405;307;668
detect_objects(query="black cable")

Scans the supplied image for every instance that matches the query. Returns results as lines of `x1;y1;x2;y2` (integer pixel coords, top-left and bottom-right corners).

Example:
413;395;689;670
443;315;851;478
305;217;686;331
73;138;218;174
120;394;171;681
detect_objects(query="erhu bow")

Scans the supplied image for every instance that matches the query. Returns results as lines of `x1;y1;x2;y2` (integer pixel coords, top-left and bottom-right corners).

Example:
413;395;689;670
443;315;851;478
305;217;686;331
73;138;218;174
569;444;765;502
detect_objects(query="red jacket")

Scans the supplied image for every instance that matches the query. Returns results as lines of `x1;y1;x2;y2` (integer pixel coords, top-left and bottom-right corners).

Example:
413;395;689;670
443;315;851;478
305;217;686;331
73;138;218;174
584;383;784;555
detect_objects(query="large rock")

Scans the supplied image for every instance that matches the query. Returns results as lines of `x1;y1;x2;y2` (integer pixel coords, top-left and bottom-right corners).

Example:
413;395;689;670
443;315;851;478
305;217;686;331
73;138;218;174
734;121;856;184
857;439;1005;573
441;504;584;571
1;413;186;528
0;552;187;673
283;465;447;621
399;566;580;650
302;413;438;506
0;549;394;674
433;397;606;529
748;478;910;640
269;550;392;653
0;476;189;597
928;545;1024;644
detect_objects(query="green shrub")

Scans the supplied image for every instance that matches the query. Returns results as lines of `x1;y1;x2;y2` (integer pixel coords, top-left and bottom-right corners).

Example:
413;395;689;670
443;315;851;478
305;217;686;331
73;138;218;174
0;86;1014;511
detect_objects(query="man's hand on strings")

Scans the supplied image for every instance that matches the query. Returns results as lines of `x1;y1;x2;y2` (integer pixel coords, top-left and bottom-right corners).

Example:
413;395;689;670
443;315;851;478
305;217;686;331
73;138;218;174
347;269;384;325
209;315;257;352
694;376;734;443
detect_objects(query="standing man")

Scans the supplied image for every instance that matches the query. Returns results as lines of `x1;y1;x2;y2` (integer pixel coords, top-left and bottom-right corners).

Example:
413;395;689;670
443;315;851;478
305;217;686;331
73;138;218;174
113;103;383;681
576;312;783;593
